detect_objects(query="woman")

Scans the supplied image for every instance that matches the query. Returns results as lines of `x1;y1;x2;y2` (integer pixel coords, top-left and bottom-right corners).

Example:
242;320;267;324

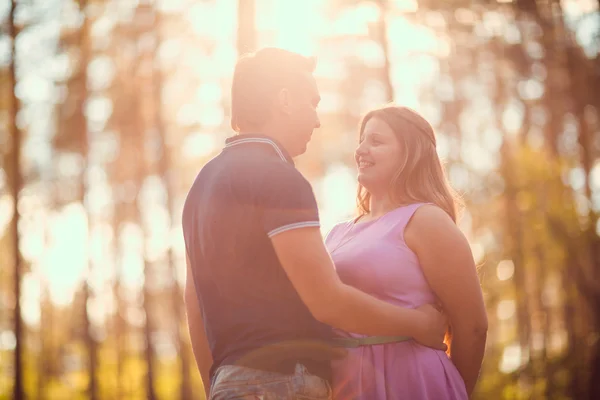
326;106;488;399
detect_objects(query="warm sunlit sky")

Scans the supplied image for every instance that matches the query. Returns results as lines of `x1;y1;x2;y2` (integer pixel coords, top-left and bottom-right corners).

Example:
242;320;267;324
1;0;598;372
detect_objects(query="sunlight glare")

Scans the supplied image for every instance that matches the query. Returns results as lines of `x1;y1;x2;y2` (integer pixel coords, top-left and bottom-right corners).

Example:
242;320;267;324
461;143;497;173
502;101;524;135
199;105;225;127
562;0;599;16
88;56;115;92
21;272;41;327
589;162;600;191
454;8;477;25
318;164;356;234
0;331;16;351
143;206;171;263
88;223;115;288
85;95;113;129
197;82;223;104
20;210;46;263
392;0;419;12
189;0;235;39
356;41;386;69
361;80;388;110
88;291;115;326
497;260;515;281
267;0;322;54
176;103;201;127
171;227;187;286
182;132;218;160
549;329;568;355
325;4;376;37
154;332;178;360
0;195;13;239
531;332;544;352
119;222;145;292
39;204;88;306
496;299;516;321
482;12;507;37
155;0;187;13
499;344;525;374
470;242;485;264
16;74;53;103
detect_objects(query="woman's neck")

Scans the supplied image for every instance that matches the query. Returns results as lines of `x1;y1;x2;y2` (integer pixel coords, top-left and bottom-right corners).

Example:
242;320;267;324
367;194;396;219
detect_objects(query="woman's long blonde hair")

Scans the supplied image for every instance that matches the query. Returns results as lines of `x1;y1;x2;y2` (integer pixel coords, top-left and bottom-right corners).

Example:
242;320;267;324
356;105;462;223
357;105;461;352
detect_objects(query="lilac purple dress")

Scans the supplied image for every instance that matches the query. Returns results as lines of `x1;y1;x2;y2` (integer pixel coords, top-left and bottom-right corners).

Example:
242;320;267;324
324;203;468;400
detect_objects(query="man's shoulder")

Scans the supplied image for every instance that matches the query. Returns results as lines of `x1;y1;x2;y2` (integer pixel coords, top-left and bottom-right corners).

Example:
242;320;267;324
193;151;311;199
223;150;308;186
209;148;298;176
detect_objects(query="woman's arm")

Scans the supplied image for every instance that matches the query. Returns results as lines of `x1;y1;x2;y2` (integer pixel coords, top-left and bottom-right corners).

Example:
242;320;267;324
405;205;488;396
184;255;214;398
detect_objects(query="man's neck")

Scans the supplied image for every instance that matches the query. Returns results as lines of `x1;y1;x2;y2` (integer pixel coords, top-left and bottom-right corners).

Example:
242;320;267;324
238;128;291;155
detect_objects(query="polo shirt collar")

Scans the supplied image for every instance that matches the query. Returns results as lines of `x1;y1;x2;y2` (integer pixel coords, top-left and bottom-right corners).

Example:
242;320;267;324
225;134;294;165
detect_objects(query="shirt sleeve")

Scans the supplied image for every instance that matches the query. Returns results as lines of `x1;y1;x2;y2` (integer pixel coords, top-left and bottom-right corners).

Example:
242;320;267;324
256;165;320;238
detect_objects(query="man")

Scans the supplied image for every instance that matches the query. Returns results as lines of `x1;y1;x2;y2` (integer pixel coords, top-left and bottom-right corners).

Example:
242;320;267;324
182;48;446;399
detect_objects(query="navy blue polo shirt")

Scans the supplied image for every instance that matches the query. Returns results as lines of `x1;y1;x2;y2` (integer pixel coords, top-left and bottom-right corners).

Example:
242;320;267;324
182;134;333;380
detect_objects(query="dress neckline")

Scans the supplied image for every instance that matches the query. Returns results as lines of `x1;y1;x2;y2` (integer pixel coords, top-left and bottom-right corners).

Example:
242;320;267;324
352;203;421;227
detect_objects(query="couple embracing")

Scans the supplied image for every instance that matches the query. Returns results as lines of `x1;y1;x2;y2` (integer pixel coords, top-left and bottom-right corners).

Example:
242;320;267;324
182;47;488;400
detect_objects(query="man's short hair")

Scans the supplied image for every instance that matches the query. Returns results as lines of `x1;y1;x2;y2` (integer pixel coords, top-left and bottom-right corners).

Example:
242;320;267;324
231;48;316;132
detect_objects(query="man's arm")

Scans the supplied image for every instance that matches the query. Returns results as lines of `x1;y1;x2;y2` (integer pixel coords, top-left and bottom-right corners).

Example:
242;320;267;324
184;254;213;398
405;205;488;396
270;227;447;349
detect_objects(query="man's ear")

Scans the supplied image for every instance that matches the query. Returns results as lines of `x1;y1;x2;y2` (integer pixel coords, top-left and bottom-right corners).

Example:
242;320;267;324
276;88;292;115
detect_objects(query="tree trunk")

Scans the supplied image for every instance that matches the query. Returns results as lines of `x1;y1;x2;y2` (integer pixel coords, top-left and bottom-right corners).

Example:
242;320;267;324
152;4;192;398
492;34;532;373
37;285;51;400
237;0;256;56
501;140;531;363
74;1;98;398
132;59;157;400
142;270;157;400
9;1;24;399
375;0;394;102
112;207;125;400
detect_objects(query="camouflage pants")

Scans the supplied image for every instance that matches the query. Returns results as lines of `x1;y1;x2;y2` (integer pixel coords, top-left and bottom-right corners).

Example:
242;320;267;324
209;363;333;400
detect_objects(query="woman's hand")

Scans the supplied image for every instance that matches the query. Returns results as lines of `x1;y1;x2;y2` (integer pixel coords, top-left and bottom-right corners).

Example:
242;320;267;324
412;304;448;351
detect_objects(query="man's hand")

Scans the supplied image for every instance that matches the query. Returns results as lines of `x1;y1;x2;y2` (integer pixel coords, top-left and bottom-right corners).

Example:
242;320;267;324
412;304;448;351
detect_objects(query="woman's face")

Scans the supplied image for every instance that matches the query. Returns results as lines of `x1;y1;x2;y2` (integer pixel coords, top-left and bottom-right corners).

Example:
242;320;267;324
355;117;402;196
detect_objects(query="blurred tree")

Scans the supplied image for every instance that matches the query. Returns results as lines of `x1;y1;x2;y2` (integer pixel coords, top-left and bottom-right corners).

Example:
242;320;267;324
8;0;24;399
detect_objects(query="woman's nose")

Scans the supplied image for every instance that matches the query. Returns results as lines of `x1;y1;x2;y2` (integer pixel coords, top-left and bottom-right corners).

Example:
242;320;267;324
356;143;367;156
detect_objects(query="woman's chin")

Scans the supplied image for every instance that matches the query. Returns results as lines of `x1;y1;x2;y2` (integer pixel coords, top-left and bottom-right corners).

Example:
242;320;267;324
357;174;375;190
358;175;388;194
